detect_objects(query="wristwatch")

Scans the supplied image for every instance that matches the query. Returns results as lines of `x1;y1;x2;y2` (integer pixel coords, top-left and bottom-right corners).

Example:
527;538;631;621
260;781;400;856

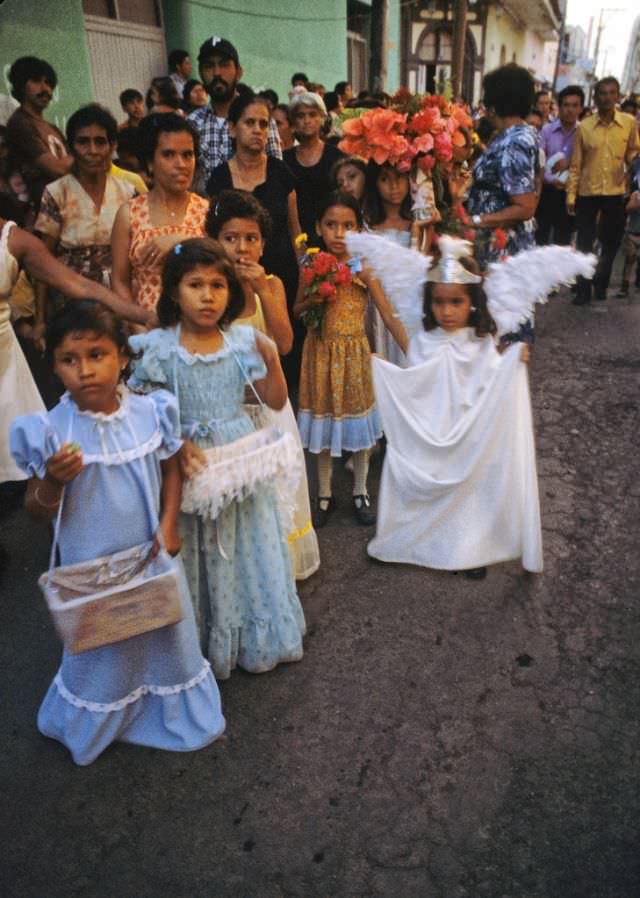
472;214;483;226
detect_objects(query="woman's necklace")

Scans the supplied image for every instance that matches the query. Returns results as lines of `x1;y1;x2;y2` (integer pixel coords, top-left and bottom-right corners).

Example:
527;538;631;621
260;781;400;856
154;192;189;222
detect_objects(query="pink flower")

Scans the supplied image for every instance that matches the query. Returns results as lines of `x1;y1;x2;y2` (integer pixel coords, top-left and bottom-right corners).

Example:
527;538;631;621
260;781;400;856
463;228;477;241
416;153;436;173
434;131;453;162
413;132;434;154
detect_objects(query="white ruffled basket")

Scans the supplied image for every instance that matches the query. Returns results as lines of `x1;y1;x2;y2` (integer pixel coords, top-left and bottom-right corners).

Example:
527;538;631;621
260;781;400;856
181;421;301;532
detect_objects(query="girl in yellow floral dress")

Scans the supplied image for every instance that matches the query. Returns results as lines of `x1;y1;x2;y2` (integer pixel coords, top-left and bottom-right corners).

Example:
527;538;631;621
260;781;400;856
294;191;407;527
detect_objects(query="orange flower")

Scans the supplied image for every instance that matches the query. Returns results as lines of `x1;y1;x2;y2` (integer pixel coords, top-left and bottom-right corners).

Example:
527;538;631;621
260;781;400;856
410;106;445;136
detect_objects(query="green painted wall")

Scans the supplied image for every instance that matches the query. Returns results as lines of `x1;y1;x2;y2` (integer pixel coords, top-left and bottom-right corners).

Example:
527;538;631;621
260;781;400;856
0;0;93;133
387;0;402;92
162;0;347;99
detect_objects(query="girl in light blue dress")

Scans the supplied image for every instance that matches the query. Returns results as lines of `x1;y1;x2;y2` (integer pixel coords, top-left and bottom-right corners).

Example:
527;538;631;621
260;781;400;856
9;300;225;766
129;239;305;680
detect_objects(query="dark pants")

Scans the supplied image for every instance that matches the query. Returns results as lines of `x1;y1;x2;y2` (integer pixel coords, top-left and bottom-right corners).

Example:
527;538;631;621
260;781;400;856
535;184;574;246
575;195;626;300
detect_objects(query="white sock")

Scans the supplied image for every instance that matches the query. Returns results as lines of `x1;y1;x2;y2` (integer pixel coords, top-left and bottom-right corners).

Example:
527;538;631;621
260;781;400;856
352;449;370;496
317;451;333;497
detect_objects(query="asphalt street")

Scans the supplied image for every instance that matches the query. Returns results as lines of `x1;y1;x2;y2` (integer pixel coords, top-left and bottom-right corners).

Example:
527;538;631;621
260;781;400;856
1;285;639;898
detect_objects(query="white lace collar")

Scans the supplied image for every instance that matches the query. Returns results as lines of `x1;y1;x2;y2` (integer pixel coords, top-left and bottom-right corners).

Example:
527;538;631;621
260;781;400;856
60;385;130;421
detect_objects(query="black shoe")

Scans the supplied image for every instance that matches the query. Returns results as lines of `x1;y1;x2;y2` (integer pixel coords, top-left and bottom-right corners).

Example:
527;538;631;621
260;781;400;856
594;289;607;301
617;284;629;298
463;567;487;580
353;494;376;526
572;294;591;306
313;496;335;529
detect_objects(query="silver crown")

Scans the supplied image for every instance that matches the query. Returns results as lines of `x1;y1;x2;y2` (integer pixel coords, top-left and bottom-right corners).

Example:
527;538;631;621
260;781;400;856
429;235;482;285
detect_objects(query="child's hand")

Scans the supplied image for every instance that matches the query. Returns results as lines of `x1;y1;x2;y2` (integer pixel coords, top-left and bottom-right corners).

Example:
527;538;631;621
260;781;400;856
46;442;84;486
520;344;530;364
235;258;268;292
159;517;182;557
179;439;207;480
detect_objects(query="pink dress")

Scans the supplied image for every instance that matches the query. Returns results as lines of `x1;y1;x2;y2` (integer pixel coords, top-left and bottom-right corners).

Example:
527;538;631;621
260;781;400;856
128;193;208;310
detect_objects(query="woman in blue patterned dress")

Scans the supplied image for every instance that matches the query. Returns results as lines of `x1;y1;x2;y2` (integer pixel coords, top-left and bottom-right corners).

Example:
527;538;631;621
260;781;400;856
464;64;540;270
129;239;305;680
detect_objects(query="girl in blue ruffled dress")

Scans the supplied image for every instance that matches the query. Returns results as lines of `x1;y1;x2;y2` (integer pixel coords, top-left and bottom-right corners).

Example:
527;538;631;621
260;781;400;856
129;239;305;679
9;300;225;766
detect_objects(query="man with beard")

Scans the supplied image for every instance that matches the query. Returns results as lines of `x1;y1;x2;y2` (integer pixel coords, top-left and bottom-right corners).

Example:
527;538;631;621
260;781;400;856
188;37;282;187
5;57;72;211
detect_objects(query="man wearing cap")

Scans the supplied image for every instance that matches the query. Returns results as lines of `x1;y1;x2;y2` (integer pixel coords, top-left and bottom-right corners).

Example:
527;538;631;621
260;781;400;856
188;36;282;187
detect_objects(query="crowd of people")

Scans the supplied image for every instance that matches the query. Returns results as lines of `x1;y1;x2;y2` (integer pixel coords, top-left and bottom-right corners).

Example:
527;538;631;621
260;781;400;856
1;35;638;766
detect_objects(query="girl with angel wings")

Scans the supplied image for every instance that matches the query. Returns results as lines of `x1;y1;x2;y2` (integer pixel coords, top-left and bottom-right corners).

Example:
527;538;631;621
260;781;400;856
346;232;595;579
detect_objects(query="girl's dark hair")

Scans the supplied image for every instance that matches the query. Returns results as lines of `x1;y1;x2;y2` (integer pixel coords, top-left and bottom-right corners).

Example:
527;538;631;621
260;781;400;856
66;103;118;147
482;64;535;119
182;79;204;110
330;155;366;188
150;76;182;109
316;189;363;228
137;113;199;169
362;160;412;226
45;300;138;378
422;256;497;338
227;91;270;125
205;189;272;241
157;238;245;330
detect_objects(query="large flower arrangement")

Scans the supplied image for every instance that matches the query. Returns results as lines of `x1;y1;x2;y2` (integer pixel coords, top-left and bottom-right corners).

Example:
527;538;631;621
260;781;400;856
338;92;472;176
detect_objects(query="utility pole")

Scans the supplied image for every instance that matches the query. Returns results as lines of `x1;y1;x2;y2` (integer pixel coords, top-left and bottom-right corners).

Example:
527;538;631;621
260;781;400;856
451;0;469;99
370;0;389;93
589;7;623;104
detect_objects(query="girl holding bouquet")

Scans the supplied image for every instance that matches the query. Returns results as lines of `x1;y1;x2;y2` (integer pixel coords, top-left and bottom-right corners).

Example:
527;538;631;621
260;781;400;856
294;191;408;528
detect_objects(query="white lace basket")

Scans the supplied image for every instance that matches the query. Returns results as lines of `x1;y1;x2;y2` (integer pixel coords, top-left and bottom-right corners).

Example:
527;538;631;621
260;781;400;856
38;404;183;655
181;423;301;530
39;541;183;655
178;334;302;530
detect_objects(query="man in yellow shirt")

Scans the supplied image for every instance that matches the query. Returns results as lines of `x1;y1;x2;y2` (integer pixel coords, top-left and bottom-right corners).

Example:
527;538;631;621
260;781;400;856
567;77;640;304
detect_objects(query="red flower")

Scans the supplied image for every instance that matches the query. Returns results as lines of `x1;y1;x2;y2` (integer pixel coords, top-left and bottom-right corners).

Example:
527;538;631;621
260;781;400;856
312;252;337;277
333;263;352;287
301;266;315;286
463;228;477;242
494;228;508;250
317;280;337;300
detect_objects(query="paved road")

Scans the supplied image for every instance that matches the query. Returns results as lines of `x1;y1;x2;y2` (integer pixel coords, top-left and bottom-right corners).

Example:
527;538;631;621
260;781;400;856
2;287;639;898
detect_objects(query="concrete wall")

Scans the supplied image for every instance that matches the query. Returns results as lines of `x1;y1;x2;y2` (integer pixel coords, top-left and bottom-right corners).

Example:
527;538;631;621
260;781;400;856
162;0;347;100
0;0;94;133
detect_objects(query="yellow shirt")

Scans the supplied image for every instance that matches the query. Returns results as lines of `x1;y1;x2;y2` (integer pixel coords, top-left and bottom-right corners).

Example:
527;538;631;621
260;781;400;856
110;163;148;195
567;111;640;204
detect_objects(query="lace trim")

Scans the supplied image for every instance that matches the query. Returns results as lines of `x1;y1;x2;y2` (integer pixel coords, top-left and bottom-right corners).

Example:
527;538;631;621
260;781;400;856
52;661;212;713
81;430;162;466
181;426;302;532
132;325;257;367
59;386;130;421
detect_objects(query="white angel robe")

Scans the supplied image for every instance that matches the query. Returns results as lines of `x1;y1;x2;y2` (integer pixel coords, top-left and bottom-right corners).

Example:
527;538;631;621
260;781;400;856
368;327;543;572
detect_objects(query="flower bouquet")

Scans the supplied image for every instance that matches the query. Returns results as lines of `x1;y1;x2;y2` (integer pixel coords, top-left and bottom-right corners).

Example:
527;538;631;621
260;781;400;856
296;234;354;332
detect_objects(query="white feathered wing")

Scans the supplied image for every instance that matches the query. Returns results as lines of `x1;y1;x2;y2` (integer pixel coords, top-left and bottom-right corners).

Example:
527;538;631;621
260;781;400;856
485;246;597;337
346;231;431;334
